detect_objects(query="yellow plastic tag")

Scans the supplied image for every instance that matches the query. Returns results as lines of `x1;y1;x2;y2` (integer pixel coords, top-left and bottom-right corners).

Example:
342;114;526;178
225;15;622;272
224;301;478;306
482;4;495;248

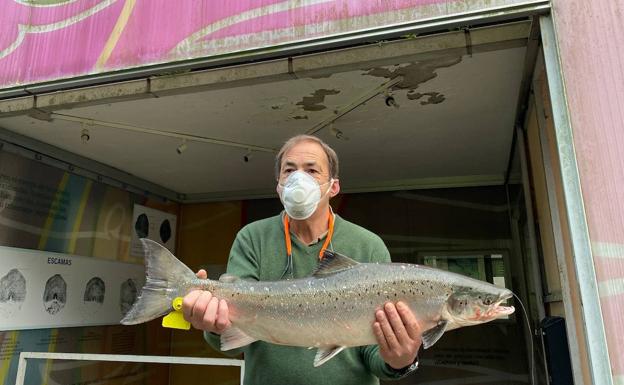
162;297;191;330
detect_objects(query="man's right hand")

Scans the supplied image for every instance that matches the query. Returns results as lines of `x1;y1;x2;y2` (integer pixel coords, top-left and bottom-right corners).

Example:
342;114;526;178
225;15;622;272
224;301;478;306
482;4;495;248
181;269;231;334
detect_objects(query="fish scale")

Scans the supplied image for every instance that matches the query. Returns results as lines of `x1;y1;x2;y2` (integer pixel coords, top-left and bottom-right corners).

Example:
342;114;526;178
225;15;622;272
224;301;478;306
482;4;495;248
122;239;515;367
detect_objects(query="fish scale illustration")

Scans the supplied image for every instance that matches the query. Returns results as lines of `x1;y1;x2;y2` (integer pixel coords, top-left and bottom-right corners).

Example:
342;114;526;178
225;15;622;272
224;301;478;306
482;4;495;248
122;239;515;367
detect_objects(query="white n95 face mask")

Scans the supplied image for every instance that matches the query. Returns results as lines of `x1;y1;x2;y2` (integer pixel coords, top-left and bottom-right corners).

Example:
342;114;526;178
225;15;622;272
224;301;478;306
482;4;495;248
278;171;333;220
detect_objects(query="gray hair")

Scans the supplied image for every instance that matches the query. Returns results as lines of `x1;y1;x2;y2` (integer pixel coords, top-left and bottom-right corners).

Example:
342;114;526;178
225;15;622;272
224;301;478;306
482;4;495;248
274;135;339;180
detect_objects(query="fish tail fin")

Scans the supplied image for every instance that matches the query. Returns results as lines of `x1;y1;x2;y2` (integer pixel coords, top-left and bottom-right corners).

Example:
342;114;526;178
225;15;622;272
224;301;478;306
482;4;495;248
120;238;196;325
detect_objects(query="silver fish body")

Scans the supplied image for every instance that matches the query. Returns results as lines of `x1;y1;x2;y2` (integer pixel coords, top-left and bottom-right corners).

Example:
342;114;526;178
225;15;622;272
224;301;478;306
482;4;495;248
208;264;451;348
122;239;515;366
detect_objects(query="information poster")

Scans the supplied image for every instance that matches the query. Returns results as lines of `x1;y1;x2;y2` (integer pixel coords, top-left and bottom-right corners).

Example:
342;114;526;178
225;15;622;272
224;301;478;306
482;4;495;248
0;245;145;330
130;204;176;257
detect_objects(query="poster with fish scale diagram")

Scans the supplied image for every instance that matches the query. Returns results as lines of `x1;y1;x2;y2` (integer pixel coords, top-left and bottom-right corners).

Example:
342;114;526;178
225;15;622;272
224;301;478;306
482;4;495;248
0;245;144;330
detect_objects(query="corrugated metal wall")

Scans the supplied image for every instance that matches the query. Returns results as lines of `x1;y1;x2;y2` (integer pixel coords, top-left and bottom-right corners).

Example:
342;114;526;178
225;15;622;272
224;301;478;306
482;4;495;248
0;0;543;90
552;1;624;384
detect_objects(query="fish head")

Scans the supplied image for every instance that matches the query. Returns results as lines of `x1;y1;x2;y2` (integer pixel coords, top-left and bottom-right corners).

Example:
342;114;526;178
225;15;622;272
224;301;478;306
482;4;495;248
445;283;515;327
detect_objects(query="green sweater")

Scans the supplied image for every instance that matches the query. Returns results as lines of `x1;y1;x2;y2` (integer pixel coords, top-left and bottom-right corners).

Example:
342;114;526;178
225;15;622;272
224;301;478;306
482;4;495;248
204;213;408;385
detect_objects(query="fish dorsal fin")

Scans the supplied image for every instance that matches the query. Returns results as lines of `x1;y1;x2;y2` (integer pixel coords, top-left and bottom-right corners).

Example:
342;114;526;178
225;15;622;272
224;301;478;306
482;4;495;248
422;319;449;349
314;346;346;367
219;274;240;283
312;250;359;277
220;327;258;351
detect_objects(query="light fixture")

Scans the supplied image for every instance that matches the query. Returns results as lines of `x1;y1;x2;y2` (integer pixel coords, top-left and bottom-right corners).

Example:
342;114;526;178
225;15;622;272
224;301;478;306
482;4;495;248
176;140;187;155
243;149;252;163
329;123;348;141
385;96;399;108
80;129;90;144
384;90;399;109
80;122;90;144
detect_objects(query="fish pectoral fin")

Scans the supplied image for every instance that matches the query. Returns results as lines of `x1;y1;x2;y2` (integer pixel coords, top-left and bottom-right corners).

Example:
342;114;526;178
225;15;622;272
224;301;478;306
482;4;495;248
314;346;346;367
220;327;258;351
312;250;359;277
422;319;449;349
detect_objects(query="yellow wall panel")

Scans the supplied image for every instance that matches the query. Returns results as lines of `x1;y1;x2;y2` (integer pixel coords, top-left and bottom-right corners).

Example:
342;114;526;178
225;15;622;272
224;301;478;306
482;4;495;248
170;202;243;385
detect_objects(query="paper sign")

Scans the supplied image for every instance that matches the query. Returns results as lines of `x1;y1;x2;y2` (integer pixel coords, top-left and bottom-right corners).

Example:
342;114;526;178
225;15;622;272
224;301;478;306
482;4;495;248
0;245;145;330
130;204;177;257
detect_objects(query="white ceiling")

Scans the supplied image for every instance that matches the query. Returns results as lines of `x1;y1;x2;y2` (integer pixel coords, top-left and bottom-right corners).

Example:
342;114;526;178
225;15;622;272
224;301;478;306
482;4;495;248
0;27;528;201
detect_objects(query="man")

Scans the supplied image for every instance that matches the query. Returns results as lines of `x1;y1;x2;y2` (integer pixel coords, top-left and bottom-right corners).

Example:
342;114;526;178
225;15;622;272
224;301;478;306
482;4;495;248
182;135;422;384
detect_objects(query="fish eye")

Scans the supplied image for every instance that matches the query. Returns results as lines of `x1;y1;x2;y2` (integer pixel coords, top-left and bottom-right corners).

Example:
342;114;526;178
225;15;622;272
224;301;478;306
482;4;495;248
483;298;493;306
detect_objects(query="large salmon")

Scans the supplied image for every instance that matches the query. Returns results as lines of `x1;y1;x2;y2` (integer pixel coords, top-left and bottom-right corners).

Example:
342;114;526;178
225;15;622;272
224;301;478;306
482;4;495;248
121;239;514;366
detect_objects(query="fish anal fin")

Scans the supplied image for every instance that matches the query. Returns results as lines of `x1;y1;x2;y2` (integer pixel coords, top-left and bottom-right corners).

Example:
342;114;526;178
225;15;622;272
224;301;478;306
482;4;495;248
314;346;346;367
422;319;449;349
220;327;258;351
312;251;359;277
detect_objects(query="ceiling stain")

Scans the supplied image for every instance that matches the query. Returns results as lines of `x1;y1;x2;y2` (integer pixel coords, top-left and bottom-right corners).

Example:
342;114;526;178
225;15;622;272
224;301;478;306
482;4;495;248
296;89;340;111
407;91;446;105
364;56;462;102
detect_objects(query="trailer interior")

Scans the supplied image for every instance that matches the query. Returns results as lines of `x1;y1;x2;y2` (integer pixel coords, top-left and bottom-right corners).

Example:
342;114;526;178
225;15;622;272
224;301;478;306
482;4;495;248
0;15;584;385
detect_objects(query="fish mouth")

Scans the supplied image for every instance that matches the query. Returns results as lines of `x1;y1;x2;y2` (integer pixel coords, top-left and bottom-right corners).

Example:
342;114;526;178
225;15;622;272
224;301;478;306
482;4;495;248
493;292;515;316
495;304;515;316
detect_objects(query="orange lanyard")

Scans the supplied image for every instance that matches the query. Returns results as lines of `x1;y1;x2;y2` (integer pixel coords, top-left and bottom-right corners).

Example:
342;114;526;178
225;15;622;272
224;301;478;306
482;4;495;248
283;210;335;260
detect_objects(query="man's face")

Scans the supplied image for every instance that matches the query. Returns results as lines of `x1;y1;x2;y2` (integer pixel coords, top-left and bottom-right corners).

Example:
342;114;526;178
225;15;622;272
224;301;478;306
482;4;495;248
279;140;329;185
277;140;340;201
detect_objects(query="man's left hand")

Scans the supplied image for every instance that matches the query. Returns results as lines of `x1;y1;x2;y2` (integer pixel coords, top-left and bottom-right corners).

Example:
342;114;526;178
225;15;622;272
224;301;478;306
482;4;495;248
373;301;422;370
